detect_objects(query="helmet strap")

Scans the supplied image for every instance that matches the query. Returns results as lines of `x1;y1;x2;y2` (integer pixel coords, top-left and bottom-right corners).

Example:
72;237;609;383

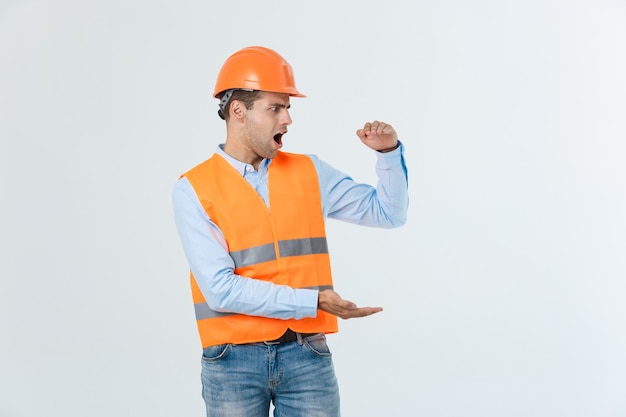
217;88;257;120
217;89;235;120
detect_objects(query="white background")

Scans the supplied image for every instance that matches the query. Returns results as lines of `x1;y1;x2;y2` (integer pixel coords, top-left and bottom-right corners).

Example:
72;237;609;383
1;1;626;416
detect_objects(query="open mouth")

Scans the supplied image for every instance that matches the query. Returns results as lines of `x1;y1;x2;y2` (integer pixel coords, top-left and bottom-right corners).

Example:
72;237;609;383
273;133;284;145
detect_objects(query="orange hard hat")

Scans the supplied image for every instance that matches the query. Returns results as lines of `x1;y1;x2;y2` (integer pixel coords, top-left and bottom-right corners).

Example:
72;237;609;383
212;46;306;98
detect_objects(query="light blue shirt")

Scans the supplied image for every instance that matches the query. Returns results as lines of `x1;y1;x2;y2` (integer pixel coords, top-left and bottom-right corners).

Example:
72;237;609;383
172;143;409;320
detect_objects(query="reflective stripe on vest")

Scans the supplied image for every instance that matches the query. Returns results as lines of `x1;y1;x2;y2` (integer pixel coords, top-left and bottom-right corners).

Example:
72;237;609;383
183;151;338;347
230;237;329;267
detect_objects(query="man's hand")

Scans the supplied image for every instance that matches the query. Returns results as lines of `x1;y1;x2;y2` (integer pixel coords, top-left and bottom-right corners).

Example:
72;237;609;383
356;120;398;153
318;289;383;319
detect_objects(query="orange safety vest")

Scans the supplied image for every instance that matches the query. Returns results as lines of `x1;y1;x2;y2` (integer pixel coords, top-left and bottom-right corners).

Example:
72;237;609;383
182;151;338;347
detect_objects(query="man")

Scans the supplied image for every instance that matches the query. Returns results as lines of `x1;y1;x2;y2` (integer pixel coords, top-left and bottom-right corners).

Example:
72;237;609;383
172;46;409;417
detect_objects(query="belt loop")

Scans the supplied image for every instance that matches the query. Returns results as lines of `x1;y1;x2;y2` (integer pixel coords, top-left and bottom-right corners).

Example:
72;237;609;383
296;332;304;345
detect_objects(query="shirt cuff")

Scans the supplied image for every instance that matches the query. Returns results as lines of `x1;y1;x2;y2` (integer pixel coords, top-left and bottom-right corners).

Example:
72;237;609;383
376;140;404;165
295;288;319;319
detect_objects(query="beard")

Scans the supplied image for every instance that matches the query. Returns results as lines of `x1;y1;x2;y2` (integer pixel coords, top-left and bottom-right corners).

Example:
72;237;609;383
244;123;281;161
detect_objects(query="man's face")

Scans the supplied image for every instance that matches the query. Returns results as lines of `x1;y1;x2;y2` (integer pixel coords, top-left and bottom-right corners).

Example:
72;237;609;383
242;91;292;163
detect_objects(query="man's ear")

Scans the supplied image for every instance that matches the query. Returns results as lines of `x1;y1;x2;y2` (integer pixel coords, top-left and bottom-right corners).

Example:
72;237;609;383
230;100;245;120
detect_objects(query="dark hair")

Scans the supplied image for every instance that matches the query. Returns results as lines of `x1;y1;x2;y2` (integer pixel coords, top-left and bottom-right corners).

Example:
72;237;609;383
216;89;264;121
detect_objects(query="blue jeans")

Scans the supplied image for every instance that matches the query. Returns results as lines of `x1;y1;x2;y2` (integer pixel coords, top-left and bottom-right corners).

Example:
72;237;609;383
200;332;340;417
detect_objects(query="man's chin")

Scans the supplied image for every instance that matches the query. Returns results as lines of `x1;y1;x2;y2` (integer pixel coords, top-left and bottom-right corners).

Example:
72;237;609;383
265;150;278;160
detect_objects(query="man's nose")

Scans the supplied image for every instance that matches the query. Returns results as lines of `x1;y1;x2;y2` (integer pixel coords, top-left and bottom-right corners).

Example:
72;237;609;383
281;110;292;125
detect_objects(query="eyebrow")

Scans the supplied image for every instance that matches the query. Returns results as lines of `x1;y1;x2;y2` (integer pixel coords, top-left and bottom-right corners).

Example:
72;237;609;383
269;102;291;109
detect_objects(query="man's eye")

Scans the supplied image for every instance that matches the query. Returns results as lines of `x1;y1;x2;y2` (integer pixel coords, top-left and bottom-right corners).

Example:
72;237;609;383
270;107;278;112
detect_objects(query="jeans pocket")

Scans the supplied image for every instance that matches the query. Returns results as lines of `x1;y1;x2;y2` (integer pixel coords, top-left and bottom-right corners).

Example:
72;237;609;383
201;343;231;362
302;333;332;357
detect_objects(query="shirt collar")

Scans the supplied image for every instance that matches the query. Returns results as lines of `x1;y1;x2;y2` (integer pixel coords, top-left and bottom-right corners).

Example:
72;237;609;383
216;144;271;176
